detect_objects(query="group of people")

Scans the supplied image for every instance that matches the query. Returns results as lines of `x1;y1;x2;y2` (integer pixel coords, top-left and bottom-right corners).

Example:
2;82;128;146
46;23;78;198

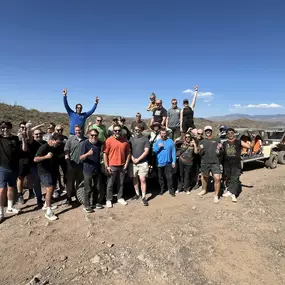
0;86;250;223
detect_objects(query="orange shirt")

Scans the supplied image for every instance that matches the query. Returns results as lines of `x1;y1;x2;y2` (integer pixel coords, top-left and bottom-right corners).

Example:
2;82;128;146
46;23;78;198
104;136;130;166
253;139;261;153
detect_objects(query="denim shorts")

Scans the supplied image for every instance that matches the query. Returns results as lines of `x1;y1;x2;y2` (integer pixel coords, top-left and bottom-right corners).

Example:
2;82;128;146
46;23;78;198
0;167;17;188
39;173;57;187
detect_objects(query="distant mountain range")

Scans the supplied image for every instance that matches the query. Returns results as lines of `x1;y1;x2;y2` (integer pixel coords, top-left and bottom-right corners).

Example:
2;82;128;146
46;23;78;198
208;113;285;124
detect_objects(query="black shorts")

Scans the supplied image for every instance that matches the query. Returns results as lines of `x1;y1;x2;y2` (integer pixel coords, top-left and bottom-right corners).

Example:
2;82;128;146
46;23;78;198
201;163;220;176
39;173;57;187
18;161;30;177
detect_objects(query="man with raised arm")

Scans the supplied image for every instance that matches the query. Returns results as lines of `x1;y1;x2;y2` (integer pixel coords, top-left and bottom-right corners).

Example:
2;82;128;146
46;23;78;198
62;88;99;135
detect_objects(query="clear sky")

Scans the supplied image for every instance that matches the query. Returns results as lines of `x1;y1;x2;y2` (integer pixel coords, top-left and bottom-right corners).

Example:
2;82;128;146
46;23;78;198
0;0;284;118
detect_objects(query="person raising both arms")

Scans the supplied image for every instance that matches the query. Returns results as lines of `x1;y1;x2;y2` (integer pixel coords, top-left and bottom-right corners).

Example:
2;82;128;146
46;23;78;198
180;85;199;136
62;88;99;135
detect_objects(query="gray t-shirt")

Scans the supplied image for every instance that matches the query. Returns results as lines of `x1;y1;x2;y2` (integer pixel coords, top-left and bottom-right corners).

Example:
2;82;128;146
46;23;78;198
198;138;221;164
64;135;87;164
167;107;181;128
129;136;150;163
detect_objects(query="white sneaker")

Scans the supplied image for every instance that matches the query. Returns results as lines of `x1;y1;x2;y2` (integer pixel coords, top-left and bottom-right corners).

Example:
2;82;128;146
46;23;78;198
175;190;179;194
52;191;59;199
45;212;58;221
222;190;232;197
117;198;128;206
186;191;191;195
42;204;58;211
106;201;113;208
198;190;207;197
213;196;219;203
6;207;21;214
231;194;237;203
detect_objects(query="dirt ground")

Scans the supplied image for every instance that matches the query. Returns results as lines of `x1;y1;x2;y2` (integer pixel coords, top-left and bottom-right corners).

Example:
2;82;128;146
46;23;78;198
1;164;285;285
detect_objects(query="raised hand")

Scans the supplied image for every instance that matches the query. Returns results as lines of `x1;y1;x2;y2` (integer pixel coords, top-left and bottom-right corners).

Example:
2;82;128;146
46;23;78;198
95;96;99;103
62;88;67;96
194;85;198;92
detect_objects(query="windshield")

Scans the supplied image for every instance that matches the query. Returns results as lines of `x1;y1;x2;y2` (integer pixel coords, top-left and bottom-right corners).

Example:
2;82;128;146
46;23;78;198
265;132;284;140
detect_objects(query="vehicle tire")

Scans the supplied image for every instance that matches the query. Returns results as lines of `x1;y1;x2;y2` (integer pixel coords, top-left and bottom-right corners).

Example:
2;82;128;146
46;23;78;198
277;151;285;164
76;181;85;205
264;154;278;169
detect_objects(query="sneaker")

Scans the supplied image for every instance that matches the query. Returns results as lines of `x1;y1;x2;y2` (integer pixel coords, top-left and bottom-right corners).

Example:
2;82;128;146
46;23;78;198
17;195;24;205
231;194;237;203
106;201;113;208
83;207;94;213
45;212;58;221
131;194;140;200
42;204;58;211
142;198;149;206
213;196;219;203
117;198;128;206
52;191;59;199
198;189;207;197
6;207;21;214
95;203;104;209
186;190;191;195
170;193;176;197
159;190;164;196
222;190;232;197
61;198;72;206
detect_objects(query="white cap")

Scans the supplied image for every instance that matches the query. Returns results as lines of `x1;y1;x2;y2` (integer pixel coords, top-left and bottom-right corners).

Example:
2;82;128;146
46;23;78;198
204;126;212;131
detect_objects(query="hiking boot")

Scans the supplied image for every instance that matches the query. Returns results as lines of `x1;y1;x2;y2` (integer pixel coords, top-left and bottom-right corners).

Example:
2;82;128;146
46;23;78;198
61;198;72;206
186;190;191;195
17;194;24;205
170;193;176;197
198;189;207;197
52;190;59;199
231;194;237;203
142;197;149;206
106;201;113;208
83;207;94;213
131;194;141;200
222;190;232;197
95;203;104;209
6;207;21;214
213;196;219;203
118;198;128;206
159;190;165;196
45;212;58;221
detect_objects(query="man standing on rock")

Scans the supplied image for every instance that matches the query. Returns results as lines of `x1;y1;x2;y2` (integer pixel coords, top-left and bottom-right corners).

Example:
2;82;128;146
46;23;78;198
166;98;181;140
150;100;167;127
0;122;27;223
63;88;99;135
80;128;103;213
64;124;86;205
198;126;222;203
222;128;250;203
131;113;148;133
34;133;62;221
129;125;150;206
153;128;176;196
103;124;131;208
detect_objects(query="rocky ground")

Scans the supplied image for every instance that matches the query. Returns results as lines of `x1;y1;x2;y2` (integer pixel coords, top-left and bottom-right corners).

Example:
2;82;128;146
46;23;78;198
0;165;285;285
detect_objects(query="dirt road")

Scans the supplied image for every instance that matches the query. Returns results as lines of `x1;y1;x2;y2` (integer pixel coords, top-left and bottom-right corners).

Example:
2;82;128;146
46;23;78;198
0;165;285;285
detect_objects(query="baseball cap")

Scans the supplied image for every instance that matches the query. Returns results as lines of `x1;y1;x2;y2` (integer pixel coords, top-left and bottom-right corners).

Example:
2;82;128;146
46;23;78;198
183;99;189;104
204;126;212;131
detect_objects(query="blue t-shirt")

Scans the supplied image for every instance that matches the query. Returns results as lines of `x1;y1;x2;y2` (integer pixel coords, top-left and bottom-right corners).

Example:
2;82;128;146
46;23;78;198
80;140;102;174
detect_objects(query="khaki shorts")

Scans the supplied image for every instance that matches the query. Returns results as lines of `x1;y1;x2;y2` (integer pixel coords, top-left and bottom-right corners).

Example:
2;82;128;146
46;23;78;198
129;162;149;178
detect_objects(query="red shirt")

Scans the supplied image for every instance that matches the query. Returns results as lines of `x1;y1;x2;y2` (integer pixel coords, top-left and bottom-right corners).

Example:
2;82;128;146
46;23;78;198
104;136;130;166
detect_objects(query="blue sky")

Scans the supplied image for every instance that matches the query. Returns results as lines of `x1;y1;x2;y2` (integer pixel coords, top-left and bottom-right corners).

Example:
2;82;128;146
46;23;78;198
0;0;284;118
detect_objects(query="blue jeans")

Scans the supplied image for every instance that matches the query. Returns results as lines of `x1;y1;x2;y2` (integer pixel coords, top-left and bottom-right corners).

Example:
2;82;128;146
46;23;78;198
30;166;43;205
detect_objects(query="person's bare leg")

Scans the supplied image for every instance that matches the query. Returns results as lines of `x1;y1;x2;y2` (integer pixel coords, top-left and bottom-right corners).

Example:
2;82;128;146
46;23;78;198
213;174;221;197
133;176;140;196
139;176;147;198
0;188;7;219
45;186;54;208
202;175;208;192
17;177;24;195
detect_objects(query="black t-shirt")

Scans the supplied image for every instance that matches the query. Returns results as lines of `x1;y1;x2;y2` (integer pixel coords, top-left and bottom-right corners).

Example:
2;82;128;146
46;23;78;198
198;138;221;164
0;135;21;171
222;139;242;166
152;107;167;124
80;140;102;174
35;143;58;175
29;140;47;166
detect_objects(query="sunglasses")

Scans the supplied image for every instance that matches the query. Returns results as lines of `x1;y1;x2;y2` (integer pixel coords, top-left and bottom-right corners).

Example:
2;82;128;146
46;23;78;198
90;134;98;137
136;115;141;117
197;133;203;135
35;133;42;136
172;102;177;104
135;129;141;132
21;126;26;129
56;129;63;131
114;130;121;133
185;136;191;138
150;98;155;100
2;127;11;130
96;119;102;122
155;103;161;106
